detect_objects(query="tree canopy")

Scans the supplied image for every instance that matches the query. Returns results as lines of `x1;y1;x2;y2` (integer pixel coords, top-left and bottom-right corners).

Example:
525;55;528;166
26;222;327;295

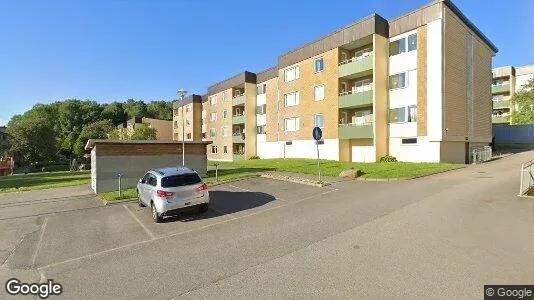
511;78;534;125
6;98;174;164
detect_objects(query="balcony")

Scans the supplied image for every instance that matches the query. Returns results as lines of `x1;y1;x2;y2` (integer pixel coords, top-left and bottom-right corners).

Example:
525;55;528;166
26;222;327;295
232;133;245;143
232;114;245;124
233;154;245;161
492;84;510;94
492;115;510;124
493;100;510;109
339;124;373;139
233;95;245;106
338;90;373;109
339;55;373;79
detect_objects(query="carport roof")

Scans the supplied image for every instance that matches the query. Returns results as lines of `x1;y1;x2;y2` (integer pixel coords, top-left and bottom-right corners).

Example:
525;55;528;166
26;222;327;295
85;139;212;151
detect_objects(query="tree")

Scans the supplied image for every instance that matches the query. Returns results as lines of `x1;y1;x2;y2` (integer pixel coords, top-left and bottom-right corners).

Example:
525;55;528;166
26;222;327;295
123;99;147;119
73;120;115;156
147;101;173;120
512;78;534;125
6;117;57;166
130;126;157;140
101;102;127;126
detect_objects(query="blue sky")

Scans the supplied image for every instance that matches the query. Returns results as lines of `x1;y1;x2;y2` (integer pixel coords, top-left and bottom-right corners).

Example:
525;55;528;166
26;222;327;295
1;0;532;125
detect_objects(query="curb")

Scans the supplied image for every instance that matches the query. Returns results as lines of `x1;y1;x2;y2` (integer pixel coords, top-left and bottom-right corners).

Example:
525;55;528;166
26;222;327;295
355;177;401;181
260;173;330;187
406;165;467;180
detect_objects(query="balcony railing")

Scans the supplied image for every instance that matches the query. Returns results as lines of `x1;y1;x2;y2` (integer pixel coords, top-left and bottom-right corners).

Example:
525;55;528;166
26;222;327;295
338;89;373;109
232;133;245;143
338;123;374;139
492;114;510;124
492;84;510;94
338;55;373;78
232;114;245;124
492;100;511;109
233;153;245;161
233;94;245;106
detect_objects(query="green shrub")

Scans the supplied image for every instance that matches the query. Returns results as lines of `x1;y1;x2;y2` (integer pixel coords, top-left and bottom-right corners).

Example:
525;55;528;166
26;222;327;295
379;155;398;162
248;155;260;160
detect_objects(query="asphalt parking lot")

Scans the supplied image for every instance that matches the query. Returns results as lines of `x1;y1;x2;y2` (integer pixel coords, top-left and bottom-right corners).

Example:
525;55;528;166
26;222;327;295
1;153;534;299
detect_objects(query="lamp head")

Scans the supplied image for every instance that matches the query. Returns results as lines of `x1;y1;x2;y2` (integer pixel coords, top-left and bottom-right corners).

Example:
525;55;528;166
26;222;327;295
177;89;188;99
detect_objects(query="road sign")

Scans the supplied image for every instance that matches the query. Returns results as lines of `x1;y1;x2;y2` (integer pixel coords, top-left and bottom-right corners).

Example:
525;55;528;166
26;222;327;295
312;126;322;141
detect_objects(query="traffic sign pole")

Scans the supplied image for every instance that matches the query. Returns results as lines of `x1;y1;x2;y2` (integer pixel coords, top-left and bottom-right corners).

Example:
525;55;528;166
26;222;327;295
316;141;321;182
312;126;323;183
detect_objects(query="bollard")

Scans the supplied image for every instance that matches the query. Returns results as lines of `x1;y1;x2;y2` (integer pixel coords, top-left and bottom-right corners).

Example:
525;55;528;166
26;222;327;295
117;173;123;197
214;163;219;182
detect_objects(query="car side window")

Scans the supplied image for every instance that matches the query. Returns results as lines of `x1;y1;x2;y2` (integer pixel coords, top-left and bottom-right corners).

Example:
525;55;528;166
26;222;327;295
142;173;151;184
147;174;157;187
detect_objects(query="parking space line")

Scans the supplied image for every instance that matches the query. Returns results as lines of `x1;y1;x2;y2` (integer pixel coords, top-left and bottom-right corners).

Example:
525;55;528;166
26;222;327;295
31;217;48;267
209;207;237;220
123;205;156;240
38;188;339;272
228;185;251;192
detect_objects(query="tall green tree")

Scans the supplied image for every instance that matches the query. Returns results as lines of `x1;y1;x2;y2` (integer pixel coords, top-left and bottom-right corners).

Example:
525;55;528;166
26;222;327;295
147;101;173;120
512;78;534;125
101;102;127;126
130;126;157;140
6;117;57;165
123;99;147;119
73;120;115;156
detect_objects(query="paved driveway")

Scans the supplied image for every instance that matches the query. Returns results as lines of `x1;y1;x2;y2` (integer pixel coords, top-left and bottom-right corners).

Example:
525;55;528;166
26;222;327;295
1;152;533;299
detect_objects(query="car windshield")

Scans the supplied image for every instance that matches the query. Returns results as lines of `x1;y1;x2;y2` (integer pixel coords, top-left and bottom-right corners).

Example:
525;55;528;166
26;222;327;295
161;173;202;187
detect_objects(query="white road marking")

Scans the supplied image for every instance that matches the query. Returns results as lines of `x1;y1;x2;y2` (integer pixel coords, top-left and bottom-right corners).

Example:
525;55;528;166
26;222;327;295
228;185;251;192
31;217;48;267
38;187;340;272
123;205;156;240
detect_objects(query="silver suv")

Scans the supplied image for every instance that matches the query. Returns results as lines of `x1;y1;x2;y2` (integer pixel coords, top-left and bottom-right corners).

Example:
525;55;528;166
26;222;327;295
137;167;210;223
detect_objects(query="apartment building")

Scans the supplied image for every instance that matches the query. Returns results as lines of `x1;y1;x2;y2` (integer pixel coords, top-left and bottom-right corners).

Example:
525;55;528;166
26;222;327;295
172;94;203;141
117;117;173;140
492;65;534;124
173;0;497;164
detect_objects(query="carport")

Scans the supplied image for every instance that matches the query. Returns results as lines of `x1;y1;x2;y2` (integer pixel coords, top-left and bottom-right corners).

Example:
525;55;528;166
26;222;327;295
85;139;212;193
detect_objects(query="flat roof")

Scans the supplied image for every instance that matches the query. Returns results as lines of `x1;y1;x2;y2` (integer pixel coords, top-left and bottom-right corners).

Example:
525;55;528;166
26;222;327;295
172;94;203;108
85;139;212;151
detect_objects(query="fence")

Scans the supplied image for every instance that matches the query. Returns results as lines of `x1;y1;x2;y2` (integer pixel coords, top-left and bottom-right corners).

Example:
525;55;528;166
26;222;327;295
471;146;492;164
493;124;534;144
519;159;534;196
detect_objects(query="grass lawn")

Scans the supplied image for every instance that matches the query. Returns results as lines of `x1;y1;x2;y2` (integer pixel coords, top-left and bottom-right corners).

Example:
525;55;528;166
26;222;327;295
209;158;462;179
99;168;261;202
0;171;91;193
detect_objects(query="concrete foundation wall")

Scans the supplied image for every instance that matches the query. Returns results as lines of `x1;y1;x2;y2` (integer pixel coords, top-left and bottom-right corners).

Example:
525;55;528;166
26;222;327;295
93;154;207;193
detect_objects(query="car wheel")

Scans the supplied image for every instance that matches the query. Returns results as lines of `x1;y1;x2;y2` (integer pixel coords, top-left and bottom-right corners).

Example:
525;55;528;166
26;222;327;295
137;190;145;207
151;202;162;223
199;203;209;214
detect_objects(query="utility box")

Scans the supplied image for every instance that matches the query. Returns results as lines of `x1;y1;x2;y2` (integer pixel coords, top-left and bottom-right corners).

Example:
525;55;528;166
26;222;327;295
85;139;212;193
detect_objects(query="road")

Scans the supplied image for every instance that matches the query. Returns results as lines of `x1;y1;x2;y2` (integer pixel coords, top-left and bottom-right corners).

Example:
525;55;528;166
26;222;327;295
0;152;533;299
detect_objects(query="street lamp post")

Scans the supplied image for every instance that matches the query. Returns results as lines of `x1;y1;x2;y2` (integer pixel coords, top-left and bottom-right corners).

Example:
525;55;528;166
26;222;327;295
178;89;188;166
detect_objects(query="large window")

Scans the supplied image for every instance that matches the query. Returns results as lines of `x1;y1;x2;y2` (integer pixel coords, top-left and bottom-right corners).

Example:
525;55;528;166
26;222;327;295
315;58;324;72
284;117;300;132
389;33;417;56
285;92;300;107
314;114;325;128
389;105;417;123
257;84;266;95
314;85;325;101
389;73;407;89
285;66;300;82
209;95;217;105
256;104;266;114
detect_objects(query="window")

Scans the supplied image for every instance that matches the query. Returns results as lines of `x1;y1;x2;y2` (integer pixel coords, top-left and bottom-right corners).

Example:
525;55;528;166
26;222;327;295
209;95;217;105
202;132;206;139
174;121;178;128
186;119;190;125
407;33;417;51
222;126;228;137
389;33;417;56
210;112;217;121
354;48;372;60
186;133;192;139
492;95;504;101
210;128;216;138
223;146;228;154
389;73;407;89
315;58;324;72
285;92;300;107
314;114;325;128
185;105;190;113
223;110;228;119
314;85;325;101
402;138;418;144
285;66;300;82
211;145;218;154
256;125;266;134
173;109;178;116
354;79;372;93
161;173;201;187
222;91;227;102
257;84;266;95
256;104;266;114
389;105;417;123
284;117;300;132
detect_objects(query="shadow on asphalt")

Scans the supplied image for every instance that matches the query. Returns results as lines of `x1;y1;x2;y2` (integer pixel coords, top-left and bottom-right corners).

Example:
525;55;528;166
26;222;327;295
162;191;276;223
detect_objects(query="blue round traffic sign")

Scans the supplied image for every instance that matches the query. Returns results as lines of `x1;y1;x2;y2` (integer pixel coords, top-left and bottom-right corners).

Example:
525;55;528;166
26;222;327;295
312;126;322;141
